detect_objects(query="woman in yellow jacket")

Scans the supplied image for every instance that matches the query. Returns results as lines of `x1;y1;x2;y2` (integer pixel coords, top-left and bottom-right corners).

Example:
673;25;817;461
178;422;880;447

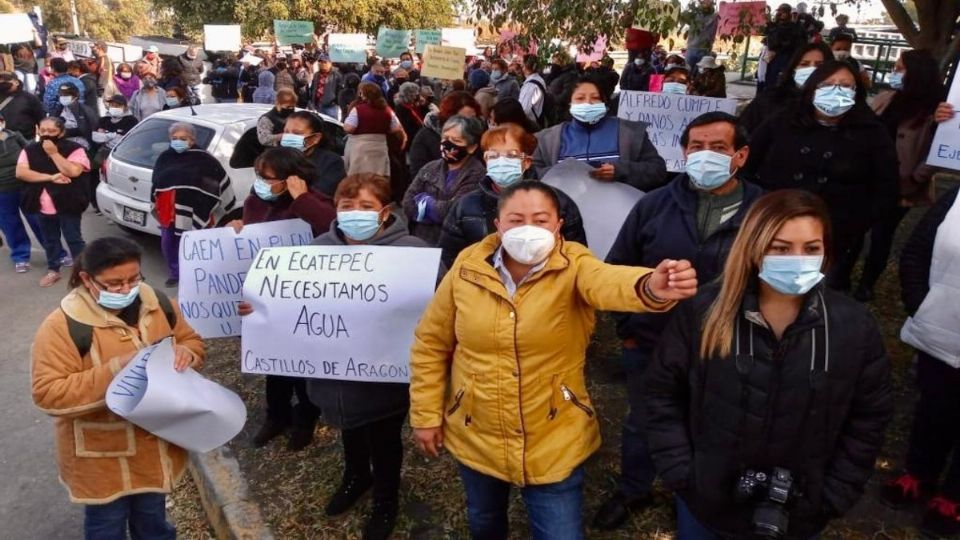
31;236;205;539
410;181;698;539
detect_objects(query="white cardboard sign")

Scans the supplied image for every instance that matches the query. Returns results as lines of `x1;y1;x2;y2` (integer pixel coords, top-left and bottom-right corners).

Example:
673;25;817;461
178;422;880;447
106;338;247;453
241;245;441;383
204;24;241;52
926;74;960;171
617;90;738;172
178;219;314;339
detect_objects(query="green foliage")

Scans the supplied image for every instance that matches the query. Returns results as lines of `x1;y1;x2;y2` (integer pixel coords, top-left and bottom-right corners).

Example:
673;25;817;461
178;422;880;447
3;0;158;41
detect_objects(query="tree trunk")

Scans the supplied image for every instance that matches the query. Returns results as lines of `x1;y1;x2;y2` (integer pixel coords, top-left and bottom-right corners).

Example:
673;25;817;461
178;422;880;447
880;0;959;62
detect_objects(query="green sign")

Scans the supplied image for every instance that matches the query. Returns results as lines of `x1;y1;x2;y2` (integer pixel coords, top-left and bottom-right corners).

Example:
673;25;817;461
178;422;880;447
274;20;314;46
414;29;441;54
375;27;411;58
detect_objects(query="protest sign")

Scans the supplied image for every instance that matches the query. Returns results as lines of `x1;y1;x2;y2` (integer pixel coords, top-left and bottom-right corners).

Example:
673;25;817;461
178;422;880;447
717;1;768;38
926;75;960;171
0;13;34;45
543;159;644;260
576;36;607;63
274;20;314;46
618;90;738;171
178;219;313;339
106;338;247;453
241;245;441;383
498;30;537;56
421;44;466;80
329;33;369;63
441;27;476;51
414;29;442;54
204;24;241;52
376;27;412;58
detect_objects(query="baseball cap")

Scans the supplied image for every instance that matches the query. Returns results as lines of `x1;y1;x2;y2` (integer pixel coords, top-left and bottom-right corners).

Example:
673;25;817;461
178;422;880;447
147;45;159;53
106;94;127;106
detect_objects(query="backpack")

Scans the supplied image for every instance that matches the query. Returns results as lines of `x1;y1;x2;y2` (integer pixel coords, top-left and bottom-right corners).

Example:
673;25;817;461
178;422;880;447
64;290;177;359
529;78;559;129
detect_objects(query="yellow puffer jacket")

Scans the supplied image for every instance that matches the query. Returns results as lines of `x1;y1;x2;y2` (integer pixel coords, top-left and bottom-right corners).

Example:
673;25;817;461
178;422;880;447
410;235;675;486
31;284;205;504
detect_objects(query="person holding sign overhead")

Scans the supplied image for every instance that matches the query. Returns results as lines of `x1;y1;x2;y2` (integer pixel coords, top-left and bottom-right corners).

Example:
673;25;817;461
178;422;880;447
410;180;697;539
532;74;668;191
31;236;205;539
234;147;336;452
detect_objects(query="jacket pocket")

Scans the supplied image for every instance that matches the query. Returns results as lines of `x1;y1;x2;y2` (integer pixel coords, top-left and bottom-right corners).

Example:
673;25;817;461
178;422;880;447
446;374;476;427
74;420;137;458
559;383;594;418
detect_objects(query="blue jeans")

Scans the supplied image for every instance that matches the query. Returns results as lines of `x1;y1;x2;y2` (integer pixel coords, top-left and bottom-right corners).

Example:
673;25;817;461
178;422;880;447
38;213;84;271
459;463;585;540
0;190;34;263
619;346;656;497
84;493;175;540
675;497;820;540
319;104;340;121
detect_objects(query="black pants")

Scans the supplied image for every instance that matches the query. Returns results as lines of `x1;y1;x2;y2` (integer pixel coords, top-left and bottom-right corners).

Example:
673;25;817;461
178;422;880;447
853;206;910;291
264;375;319;427
341;412;406;501
905;352;960;499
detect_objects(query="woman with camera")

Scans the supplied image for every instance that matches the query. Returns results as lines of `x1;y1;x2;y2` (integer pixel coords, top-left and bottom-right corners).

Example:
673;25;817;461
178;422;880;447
645;189;893;539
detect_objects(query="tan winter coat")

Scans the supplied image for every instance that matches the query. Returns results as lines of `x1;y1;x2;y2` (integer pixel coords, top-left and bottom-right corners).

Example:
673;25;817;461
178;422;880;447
31;284;205;504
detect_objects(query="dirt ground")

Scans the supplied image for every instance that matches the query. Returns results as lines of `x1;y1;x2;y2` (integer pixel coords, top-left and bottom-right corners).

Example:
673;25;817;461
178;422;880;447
173;207;943;539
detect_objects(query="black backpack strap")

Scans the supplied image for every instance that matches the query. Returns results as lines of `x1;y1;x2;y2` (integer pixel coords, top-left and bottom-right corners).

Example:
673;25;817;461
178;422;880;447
63;309;94;359
154;289;177;329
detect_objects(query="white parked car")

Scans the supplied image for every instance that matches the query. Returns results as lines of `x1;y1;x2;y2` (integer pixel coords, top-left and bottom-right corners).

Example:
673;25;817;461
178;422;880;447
97;104;344;235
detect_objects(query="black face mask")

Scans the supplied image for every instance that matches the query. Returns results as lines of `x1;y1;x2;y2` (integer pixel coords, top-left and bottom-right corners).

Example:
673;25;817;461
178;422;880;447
39;135;60;143
440;139;470;163
0;82;13;94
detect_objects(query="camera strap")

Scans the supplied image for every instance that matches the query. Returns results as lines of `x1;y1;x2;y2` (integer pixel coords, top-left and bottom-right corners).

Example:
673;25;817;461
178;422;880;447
797;290;831;467
733;315;754;457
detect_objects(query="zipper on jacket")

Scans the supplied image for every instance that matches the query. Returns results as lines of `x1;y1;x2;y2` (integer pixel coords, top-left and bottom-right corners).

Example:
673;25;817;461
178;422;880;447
447;388;465;416
560;384;594;417
761;340;789;445
464;375;475;427
548;374;559;420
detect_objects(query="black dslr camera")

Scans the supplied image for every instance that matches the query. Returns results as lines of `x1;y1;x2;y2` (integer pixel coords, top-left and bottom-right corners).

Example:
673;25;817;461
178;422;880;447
734;467;796;538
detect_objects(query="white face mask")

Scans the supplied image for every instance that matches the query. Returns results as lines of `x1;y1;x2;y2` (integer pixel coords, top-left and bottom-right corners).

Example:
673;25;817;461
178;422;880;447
500;224;557;265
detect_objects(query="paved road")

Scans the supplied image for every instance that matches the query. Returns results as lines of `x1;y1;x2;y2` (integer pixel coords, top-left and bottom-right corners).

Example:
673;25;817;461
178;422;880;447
0;209;169;536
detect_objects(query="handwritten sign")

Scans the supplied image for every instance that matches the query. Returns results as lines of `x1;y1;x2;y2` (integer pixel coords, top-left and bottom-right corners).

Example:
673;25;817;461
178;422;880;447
376;27;411;58
274;20;314;46
241;245;441;382
178;219;313;338
421;44;466;81
329;33;369;64
576;36;607;63
0;13;34;45
618;90;738;171
414;29;442;54
106;338;247;453
926;74;960;171
717;1;768;38
441;28;476;51
204;24;241;52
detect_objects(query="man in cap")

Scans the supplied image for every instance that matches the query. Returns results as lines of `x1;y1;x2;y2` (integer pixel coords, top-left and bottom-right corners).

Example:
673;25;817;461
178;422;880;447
309;53;344;120
142;45;161;78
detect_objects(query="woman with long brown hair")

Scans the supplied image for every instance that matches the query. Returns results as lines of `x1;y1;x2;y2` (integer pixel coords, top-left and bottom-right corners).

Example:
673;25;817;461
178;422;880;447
342;82;406;179
645;189;893;539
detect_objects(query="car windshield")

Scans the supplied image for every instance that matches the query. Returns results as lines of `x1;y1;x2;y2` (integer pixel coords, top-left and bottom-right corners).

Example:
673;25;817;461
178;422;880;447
112;118;216;169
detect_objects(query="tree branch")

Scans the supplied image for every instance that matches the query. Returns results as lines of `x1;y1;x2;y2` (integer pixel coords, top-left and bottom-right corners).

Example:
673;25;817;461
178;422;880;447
879;0;920;45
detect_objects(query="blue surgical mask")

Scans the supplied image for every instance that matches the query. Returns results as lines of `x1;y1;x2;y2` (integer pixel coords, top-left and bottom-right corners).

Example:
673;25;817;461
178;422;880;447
337;210;382;241
59;96;75;106
634;58;645;66
662;82;688;95
759;255;825;295
793;66;816;87
170;140;190;153
165;97;180;108
253;176;281;201
400;60;413;70
887;71;904;90
97;285;140;310
280;133;306;151
686;150;734;190
487;157;524;187
570;102;607;124
813;85;856;117
490;70;503;81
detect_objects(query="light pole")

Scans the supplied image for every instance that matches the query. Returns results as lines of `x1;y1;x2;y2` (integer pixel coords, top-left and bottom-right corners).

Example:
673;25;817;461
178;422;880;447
69;0;80;35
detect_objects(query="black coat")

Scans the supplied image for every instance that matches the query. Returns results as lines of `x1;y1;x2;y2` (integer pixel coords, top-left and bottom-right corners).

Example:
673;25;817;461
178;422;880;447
900;187;959;315
0;90;45;139
437;176;587;268
547;64;579;120
408;112;442;179
178;54;204;87
739;84;801;134
743;106;899;245
606;175;764;348
645;283;893;539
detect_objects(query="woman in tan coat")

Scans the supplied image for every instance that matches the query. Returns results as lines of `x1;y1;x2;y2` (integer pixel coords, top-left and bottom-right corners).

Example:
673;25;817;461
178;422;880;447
409;181;698;539
31;236;204;539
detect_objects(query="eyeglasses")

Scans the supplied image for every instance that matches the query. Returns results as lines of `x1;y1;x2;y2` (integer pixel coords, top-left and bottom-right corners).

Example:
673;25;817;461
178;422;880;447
483;150;528;161
816;82;856;91
93;274;144;292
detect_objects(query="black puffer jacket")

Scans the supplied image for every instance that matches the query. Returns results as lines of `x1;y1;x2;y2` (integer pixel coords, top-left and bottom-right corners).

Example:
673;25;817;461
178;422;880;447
438;176;587;268
645;283;893;539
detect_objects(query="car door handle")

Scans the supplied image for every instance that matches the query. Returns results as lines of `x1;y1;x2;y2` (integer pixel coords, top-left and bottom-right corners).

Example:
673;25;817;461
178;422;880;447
129;176;140;183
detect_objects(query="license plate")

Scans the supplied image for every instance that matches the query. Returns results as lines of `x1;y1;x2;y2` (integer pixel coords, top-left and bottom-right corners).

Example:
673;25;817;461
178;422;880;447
121;206;147;226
